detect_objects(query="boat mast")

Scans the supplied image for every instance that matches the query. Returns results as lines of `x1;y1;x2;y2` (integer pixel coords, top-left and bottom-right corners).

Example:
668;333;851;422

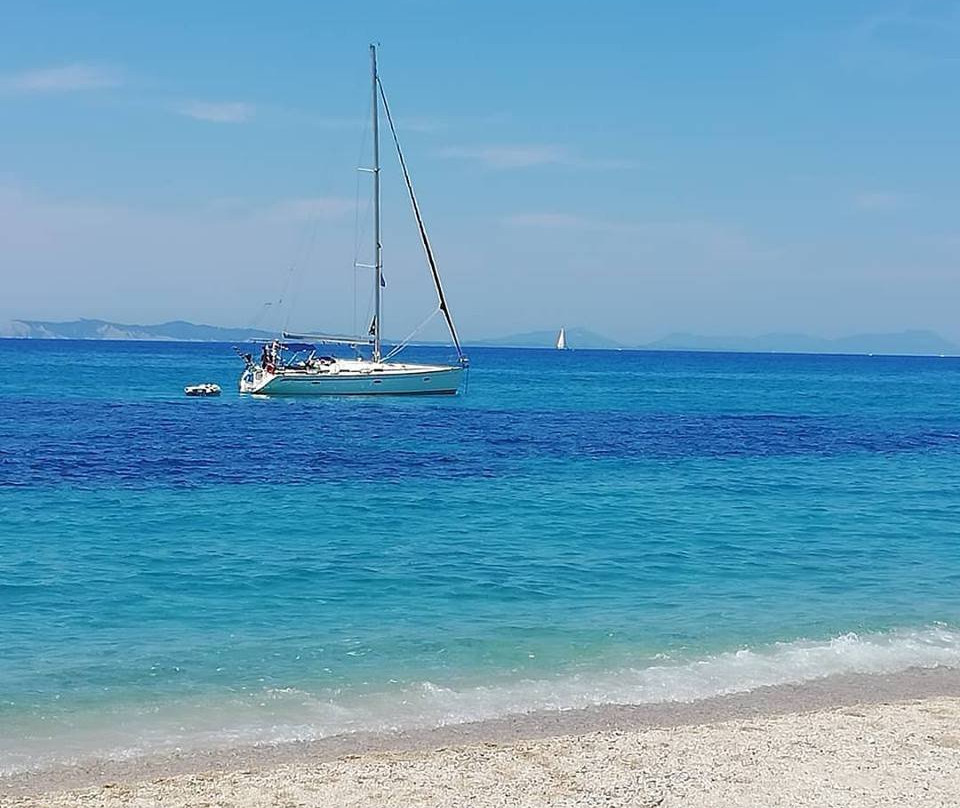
371;44;383;362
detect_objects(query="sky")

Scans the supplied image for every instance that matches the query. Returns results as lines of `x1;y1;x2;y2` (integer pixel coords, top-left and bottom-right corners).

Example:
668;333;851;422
1;0;959;343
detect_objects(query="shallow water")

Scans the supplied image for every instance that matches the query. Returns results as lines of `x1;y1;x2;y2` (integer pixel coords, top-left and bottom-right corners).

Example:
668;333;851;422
2;340;959;770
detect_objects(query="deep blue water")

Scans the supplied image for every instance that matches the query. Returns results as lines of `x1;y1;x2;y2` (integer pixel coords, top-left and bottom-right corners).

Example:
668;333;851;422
2;339;960;770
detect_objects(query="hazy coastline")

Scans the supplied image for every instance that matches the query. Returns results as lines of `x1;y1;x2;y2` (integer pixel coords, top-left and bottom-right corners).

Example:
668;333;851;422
3;319;959;356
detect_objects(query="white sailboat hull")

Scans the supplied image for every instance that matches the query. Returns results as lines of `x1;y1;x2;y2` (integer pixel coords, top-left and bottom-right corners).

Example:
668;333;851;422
239;362;463;396
235;48;467;399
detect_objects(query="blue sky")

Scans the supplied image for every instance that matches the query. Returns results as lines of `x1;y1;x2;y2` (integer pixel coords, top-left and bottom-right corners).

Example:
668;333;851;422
2;0;959;342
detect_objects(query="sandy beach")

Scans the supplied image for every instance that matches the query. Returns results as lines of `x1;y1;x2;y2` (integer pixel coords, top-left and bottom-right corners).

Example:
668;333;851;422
4;668;959;807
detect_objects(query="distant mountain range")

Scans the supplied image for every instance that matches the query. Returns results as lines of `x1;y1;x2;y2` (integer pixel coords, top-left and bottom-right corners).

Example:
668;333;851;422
3;319;958;356
487;328;959;355
641;330;959;356
0;319;276;342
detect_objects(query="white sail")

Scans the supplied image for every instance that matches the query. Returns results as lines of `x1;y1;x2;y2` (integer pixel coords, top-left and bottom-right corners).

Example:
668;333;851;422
556;328;567;350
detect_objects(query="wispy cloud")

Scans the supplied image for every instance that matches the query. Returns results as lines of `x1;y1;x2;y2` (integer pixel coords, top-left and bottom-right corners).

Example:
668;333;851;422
854;191;907;211
175;101;255;123
505;212;773;262
0;185;363;328
507;212;595;229
259;197;355;222
278;113;446;132
571;156;644;170
396;117;447;134
845;4;960;75
440;144;568;169
440;144;641;170
0;64;122;94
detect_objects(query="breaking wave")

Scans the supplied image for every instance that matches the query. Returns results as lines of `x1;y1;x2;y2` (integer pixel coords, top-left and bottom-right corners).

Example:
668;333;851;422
3;625;959;774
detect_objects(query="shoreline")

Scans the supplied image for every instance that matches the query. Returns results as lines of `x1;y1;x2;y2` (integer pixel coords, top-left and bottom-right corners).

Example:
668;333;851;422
4;665;959;801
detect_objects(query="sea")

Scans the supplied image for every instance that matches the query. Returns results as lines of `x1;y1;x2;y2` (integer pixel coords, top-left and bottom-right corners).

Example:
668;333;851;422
2;339;960;773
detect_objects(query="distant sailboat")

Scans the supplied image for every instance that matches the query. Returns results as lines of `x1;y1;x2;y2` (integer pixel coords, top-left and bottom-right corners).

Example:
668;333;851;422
556;328;568;350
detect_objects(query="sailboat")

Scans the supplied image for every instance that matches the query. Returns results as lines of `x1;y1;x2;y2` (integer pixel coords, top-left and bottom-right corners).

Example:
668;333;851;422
556;328;568;350
238;45;466;396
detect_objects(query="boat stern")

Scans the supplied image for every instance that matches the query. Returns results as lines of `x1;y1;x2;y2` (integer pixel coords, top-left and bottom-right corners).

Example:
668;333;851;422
238;366;274;394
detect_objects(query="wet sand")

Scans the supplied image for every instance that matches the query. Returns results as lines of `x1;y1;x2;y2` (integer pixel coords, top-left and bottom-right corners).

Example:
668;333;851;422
3;667;960;806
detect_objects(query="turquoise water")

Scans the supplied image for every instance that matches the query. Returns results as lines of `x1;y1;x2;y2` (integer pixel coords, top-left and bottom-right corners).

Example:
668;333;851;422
2;340;960;770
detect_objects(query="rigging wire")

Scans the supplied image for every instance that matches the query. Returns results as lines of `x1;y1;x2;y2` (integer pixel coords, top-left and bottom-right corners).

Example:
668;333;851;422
282;204;326;334
376;76;465;362
383;307;441;361
245;300;273;330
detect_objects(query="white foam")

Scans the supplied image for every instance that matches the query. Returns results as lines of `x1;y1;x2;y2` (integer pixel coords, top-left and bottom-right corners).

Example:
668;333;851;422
302;625;960;731
3;625;959;775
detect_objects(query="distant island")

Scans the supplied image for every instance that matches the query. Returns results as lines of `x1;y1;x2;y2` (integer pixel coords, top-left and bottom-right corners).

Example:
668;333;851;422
639;330;960;357
478;327;959;356
2;318;958;356
0;319;276;343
